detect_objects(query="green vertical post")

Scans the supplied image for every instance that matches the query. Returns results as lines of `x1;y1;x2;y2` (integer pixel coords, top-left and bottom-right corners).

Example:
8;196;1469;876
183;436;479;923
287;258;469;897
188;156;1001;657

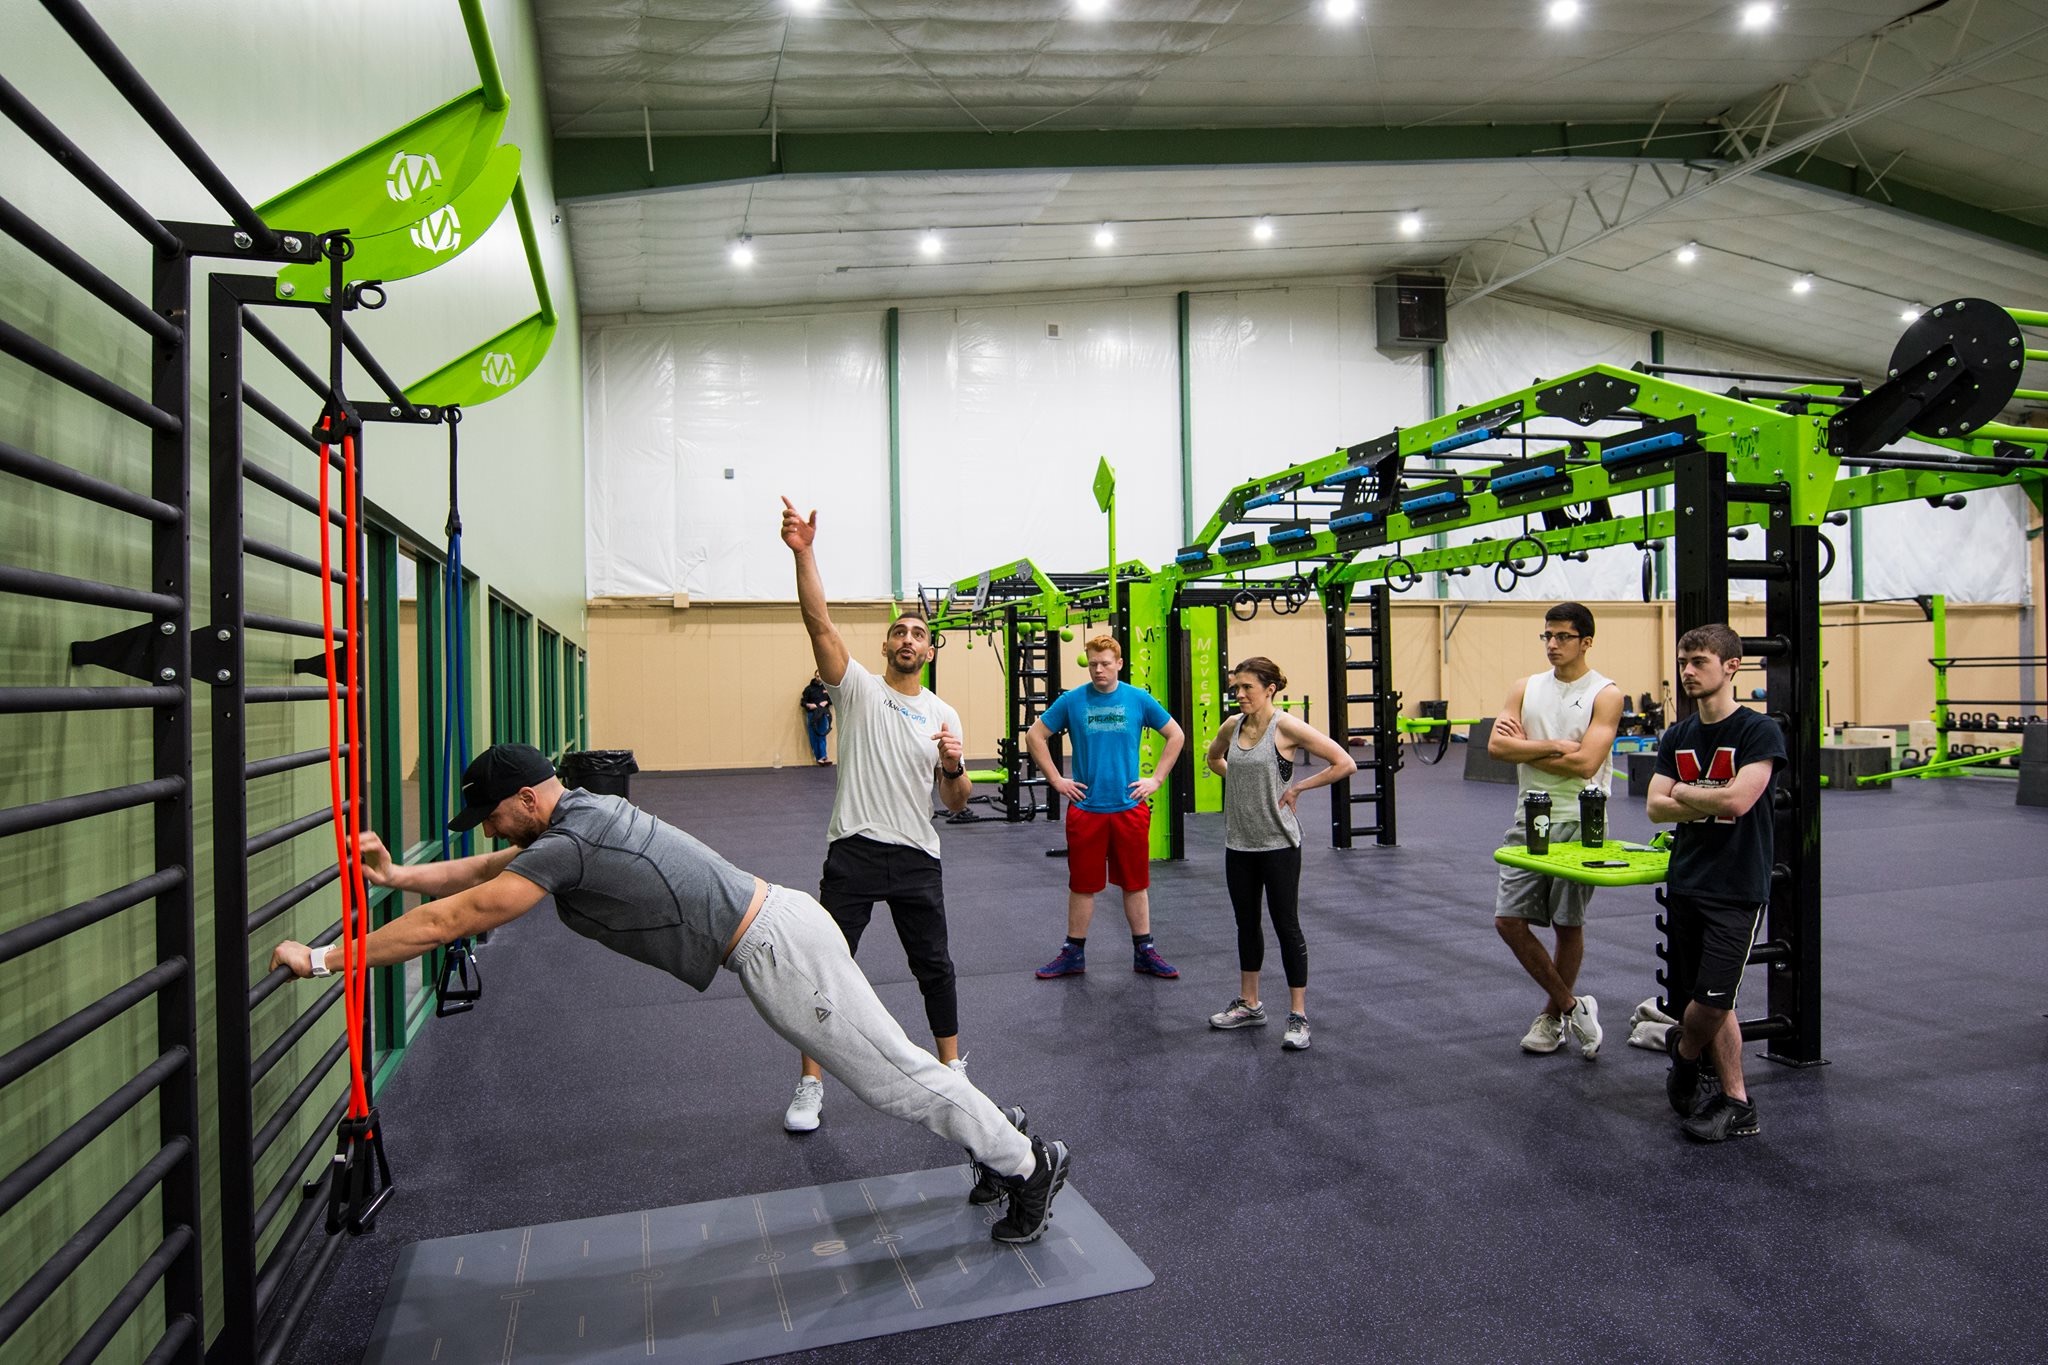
887;306;902;599
1850;507;1866;600
1428;344;1448;599
1178;290;1194;544
1649;330;1670;596
1186;605;1224;813
1093;457;1118;620
1125;580;1172;858
1931;592;1949;773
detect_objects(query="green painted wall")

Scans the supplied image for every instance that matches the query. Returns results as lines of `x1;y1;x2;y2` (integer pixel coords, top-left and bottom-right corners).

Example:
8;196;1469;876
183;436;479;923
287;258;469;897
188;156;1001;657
0;2;581;1359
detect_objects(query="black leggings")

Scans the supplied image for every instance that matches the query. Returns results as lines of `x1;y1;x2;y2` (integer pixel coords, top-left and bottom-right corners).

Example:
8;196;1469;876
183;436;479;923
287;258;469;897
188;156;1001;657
1224;846;1307;989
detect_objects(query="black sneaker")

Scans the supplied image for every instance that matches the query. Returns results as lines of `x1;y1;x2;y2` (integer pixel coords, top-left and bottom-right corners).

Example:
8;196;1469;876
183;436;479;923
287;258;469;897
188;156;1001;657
967;1106;1029;1205
1665;1030;1701;1116
1681;1092;1760;1143
990;1135;1071;1244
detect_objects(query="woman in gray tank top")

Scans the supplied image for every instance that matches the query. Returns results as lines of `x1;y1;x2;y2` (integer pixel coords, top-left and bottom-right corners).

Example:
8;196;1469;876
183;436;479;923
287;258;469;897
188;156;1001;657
1202;657;1357;1051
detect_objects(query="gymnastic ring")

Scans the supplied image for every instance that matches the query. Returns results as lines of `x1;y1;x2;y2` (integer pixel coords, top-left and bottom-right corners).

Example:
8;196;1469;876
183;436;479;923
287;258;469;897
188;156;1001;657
1640;547;1655;603
1385;557;1419;593
1493;560;1520;595
930;630;946;650
1230;589;1260;621
1503;533;1549;579
1285;575;1312;608
1818;532;1837;581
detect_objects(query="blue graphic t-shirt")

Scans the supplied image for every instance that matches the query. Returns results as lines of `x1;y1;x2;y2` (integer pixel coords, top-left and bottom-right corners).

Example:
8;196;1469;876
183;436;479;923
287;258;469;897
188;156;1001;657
1039;682;1172;813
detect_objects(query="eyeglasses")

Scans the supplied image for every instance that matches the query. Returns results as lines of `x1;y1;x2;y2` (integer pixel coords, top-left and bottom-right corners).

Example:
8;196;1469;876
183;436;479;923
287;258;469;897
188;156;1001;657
1537;631;1582;644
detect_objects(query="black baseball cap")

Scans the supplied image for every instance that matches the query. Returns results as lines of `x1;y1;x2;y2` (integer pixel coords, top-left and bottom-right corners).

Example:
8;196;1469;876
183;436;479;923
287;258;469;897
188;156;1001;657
448;743;556;831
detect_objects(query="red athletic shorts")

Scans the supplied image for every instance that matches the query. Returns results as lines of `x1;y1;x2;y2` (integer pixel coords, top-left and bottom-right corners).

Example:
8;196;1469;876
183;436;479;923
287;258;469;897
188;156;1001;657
1064;804;1152;893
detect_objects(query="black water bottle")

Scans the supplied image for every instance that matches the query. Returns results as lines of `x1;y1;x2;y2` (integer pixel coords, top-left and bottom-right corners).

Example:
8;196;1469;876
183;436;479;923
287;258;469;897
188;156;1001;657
1579;784;1607;848
1524;790;1553;855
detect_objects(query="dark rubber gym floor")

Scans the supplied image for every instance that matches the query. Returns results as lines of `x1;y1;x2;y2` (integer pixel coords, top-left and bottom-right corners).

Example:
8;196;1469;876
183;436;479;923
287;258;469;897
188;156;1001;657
283;751;2048;1364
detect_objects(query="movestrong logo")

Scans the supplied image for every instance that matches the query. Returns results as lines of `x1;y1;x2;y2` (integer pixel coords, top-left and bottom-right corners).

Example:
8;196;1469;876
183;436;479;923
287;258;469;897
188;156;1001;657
385;151;442;202
480;351;517;387
409;207;462;254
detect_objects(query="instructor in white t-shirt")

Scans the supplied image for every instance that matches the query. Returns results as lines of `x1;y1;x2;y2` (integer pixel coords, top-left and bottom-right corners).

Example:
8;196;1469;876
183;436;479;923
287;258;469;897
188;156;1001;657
1486;601;1623;1063
777;496;973;1134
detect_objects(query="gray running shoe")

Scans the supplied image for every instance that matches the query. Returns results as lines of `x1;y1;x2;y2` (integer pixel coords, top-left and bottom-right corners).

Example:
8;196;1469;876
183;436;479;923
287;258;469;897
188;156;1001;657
1282;1013;1312;1051
1565;994;1603;1059
1209;998;1268;1029
782;1076;823;1133
1519;1012;1564;1054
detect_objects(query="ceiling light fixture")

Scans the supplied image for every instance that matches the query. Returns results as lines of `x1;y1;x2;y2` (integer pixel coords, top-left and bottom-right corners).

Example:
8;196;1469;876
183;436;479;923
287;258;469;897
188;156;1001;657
1675;241;1698;264
790;0;820;11
729;235;754;267
1252;217;1275;242
1398;212;1422;237
1791;272;1814;294
1325;0;1359;19
1075;0;1109;15
1094;223;1116;248
1740;2;1773;29
919;229;943;257
1901;303;1924;322
1547;0;1580;23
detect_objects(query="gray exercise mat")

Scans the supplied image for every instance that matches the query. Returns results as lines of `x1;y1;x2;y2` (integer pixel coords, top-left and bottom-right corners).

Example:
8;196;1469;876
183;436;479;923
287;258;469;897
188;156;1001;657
363;1165;1151;1363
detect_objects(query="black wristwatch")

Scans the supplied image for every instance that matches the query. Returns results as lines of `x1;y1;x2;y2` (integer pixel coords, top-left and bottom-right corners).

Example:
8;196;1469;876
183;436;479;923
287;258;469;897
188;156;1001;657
941;765;966;779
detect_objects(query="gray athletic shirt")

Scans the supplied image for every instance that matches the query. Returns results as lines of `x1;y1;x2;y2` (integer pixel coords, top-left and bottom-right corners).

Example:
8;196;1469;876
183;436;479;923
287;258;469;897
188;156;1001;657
507;789;756;991
1223;715;1301;852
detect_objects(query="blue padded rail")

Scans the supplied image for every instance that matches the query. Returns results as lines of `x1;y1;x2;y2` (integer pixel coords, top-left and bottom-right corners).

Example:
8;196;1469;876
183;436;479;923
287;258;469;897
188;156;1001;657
1317;464;1378;487
1430;426;1493;456
1488;463;1561;493
1243;490;1289;510
1402;489;1461;514
1174;548;1211;566
1330;510;1378;534
1601;430;1685;464
1268;526;1312;545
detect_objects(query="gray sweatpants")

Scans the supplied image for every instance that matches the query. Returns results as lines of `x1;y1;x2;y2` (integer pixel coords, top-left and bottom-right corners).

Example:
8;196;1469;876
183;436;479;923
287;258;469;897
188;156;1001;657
725;885;1034;1178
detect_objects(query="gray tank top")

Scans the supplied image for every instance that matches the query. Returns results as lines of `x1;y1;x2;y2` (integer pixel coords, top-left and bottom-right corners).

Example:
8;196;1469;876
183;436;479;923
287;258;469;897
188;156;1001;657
1224;715;1302;852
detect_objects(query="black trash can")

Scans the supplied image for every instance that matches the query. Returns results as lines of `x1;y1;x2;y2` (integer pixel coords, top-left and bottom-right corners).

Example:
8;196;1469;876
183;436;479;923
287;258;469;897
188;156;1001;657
559;749;639;799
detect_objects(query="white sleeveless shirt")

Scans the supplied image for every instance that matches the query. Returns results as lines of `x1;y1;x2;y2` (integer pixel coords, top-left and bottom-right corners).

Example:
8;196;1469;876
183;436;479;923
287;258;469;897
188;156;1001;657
1514;667;1615;820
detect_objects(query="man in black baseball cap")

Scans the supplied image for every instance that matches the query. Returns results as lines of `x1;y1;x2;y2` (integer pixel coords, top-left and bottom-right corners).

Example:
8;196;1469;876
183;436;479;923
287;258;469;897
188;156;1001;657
448;743;557;835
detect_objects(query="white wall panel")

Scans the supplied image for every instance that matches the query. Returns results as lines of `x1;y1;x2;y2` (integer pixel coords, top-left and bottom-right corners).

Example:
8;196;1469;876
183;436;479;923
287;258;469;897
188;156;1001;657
899;298;1181;592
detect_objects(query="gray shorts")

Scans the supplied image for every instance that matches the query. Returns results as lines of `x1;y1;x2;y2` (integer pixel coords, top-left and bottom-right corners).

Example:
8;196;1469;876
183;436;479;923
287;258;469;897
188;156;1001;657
1494;819;1594;928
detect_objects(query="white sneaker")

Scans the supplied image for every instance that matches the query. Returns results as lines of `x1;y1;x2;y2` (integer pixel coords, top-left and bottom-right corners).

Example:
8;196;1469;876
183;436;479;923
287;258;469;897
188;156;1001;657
1282;1013;1312;1051
947;1056;969;1079
783;1076;823;1132
1565;994;1603;1059
1519;1013;1564;1054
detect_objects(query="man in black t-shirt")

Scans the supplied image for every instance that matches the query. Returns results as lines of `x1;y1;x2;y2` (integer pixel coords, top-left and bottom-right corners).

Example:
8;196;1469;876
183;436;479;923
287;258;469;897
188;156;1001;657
1646;623;1786;1143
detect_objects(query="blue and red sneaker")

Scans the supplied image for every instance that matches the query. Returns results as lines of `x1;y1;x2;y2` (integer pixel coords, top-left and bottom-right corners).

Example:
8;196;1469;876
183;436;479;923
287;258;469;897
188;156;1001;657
1133;943;1179;979
1035;942;1086;979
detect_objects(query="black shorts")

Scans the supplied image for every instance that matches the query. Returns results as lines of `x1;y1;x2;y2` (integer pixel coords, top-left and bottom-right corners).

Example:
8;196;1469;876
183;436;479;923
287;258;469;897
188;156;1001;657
1668;892;1765;1010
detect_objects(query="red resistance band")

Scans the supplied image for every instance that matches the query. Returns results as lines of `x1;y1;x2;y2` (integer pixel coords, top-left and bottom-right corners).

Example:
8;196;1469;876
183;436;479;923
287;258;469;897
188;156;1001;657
317;426;373;1123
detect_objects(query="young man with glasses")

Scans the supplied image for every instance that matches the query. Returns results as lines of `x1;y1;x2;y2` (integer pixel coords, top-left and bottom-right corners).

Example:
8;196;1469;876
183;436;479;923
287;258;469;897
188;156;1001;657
1486;602;1624;1059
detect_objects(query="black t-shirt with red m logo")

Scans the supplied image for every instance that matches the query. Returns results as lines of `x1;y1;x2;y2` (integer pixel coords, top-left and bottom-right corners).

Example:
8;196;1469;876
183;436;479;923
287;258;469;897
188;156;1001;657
1654;706;1787;903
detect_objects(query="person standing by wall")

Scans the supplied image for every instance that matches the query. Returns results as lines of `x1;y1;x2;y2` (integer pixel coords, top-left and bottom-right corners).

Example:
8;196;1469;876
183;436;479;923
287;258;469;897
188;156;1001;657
800;671;833;765
1202;657;1356;1051
1025;634;1187;982
1486;602;1623;1060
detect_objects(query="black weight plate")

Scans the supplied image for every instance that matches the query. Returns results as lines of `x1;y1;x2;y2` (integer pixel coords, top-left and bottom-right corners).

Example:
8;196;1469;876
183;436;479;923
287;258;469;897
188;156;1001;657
1887;298;2024;437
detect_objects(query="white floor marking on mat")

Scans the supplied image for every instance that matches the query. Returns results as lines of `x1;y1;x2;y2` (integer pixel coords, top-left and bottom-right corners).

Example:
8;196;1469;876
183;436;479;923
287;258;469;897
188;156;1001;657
430;1340;441;1361
514;1228;531;1287
639;1213;658;1352
498;1296;522;1363
1068;1237;1084;1255
712;1296;720;1318
581;1239;589;1258
578;1315;586;1339
835;1273;848;1297
699;1222;709;1241
858;1182;924;1309
1009;1244;1045;1289
453;1256;464;1277
955;1254;968;1275
752;1197;793;1331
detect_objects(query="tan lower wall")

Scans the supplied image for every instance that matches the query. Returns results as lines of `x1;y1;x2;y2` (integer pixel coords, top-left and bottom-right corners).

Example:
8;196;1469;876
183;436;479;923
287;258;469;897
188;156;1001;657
588;597;2038;772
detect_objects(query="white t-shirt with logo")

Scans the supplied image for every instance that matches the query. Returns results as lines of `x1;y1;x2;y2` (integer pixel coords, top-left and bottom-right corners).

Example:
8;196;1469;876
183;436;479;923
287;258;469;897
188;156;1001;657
825;658;961;858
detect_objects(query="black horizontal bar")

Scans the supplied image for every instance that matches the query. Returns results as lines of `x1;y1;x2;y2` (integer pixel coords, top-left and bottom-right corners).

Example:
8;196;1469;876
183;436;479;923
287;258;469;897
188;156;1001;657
242;385;323;455
0;958;186;1090
40;0;277;247
247;804;345;858
0;436;177;523
62;1226;195;1365
1726;558;1792;581
1844;453;2040;476
242;312;335;406
1942;700;2043;709
246;744;345;781
1730;389;1855;406
1929;656;2048;668
245;536;344;585
0;776;183;841
1637;363;1857;387
0;1047;187;1221
0;685;182;715
139;1315;198;1365
251;920;342;1011
1738;1013;1796;1041
243;611;335;642
244;685;350;705
0;867;183;968
0;73;182;254
242;454;345;528
0;1137;191;1343
249;976;345;1086
0;316;180;434
251;1033;348;1165
254;1087;350;1241
248;865;341;935
0;561;179;614
0;194;178;343
1740;635;1791;658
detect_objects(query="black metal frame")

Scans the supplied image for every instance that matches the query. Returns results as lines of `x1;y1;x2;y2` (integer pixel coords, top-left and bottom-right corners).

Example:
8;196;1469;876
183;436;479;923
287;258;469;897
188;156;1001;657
997;605;1062;821
1322;581;1401;847
1666;449;1823;1065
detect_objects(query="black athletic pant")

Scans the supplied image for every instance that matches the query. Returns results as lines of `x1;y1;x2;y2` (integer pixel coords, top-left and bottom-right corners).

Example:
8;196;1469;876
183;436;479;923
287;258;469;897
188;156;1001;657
1224;846;1307;989
819;834;959;1039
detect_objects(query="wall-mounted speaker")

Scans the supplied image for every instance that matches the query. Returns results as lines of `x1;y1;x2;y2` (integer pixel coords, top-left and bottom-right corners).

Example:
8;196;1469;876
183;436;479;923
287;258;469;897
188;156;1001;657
1375;273;1448;349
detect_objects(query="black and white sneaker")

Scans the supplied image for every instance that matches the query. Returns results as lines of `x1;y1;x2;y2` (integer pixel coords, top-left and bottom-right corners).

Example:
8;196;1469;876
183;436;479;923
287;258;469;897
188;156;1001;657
1665;1030;1701;1116
991;1135;1071;1244
1682;1083;1759;1143
967;1106;1029;1205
